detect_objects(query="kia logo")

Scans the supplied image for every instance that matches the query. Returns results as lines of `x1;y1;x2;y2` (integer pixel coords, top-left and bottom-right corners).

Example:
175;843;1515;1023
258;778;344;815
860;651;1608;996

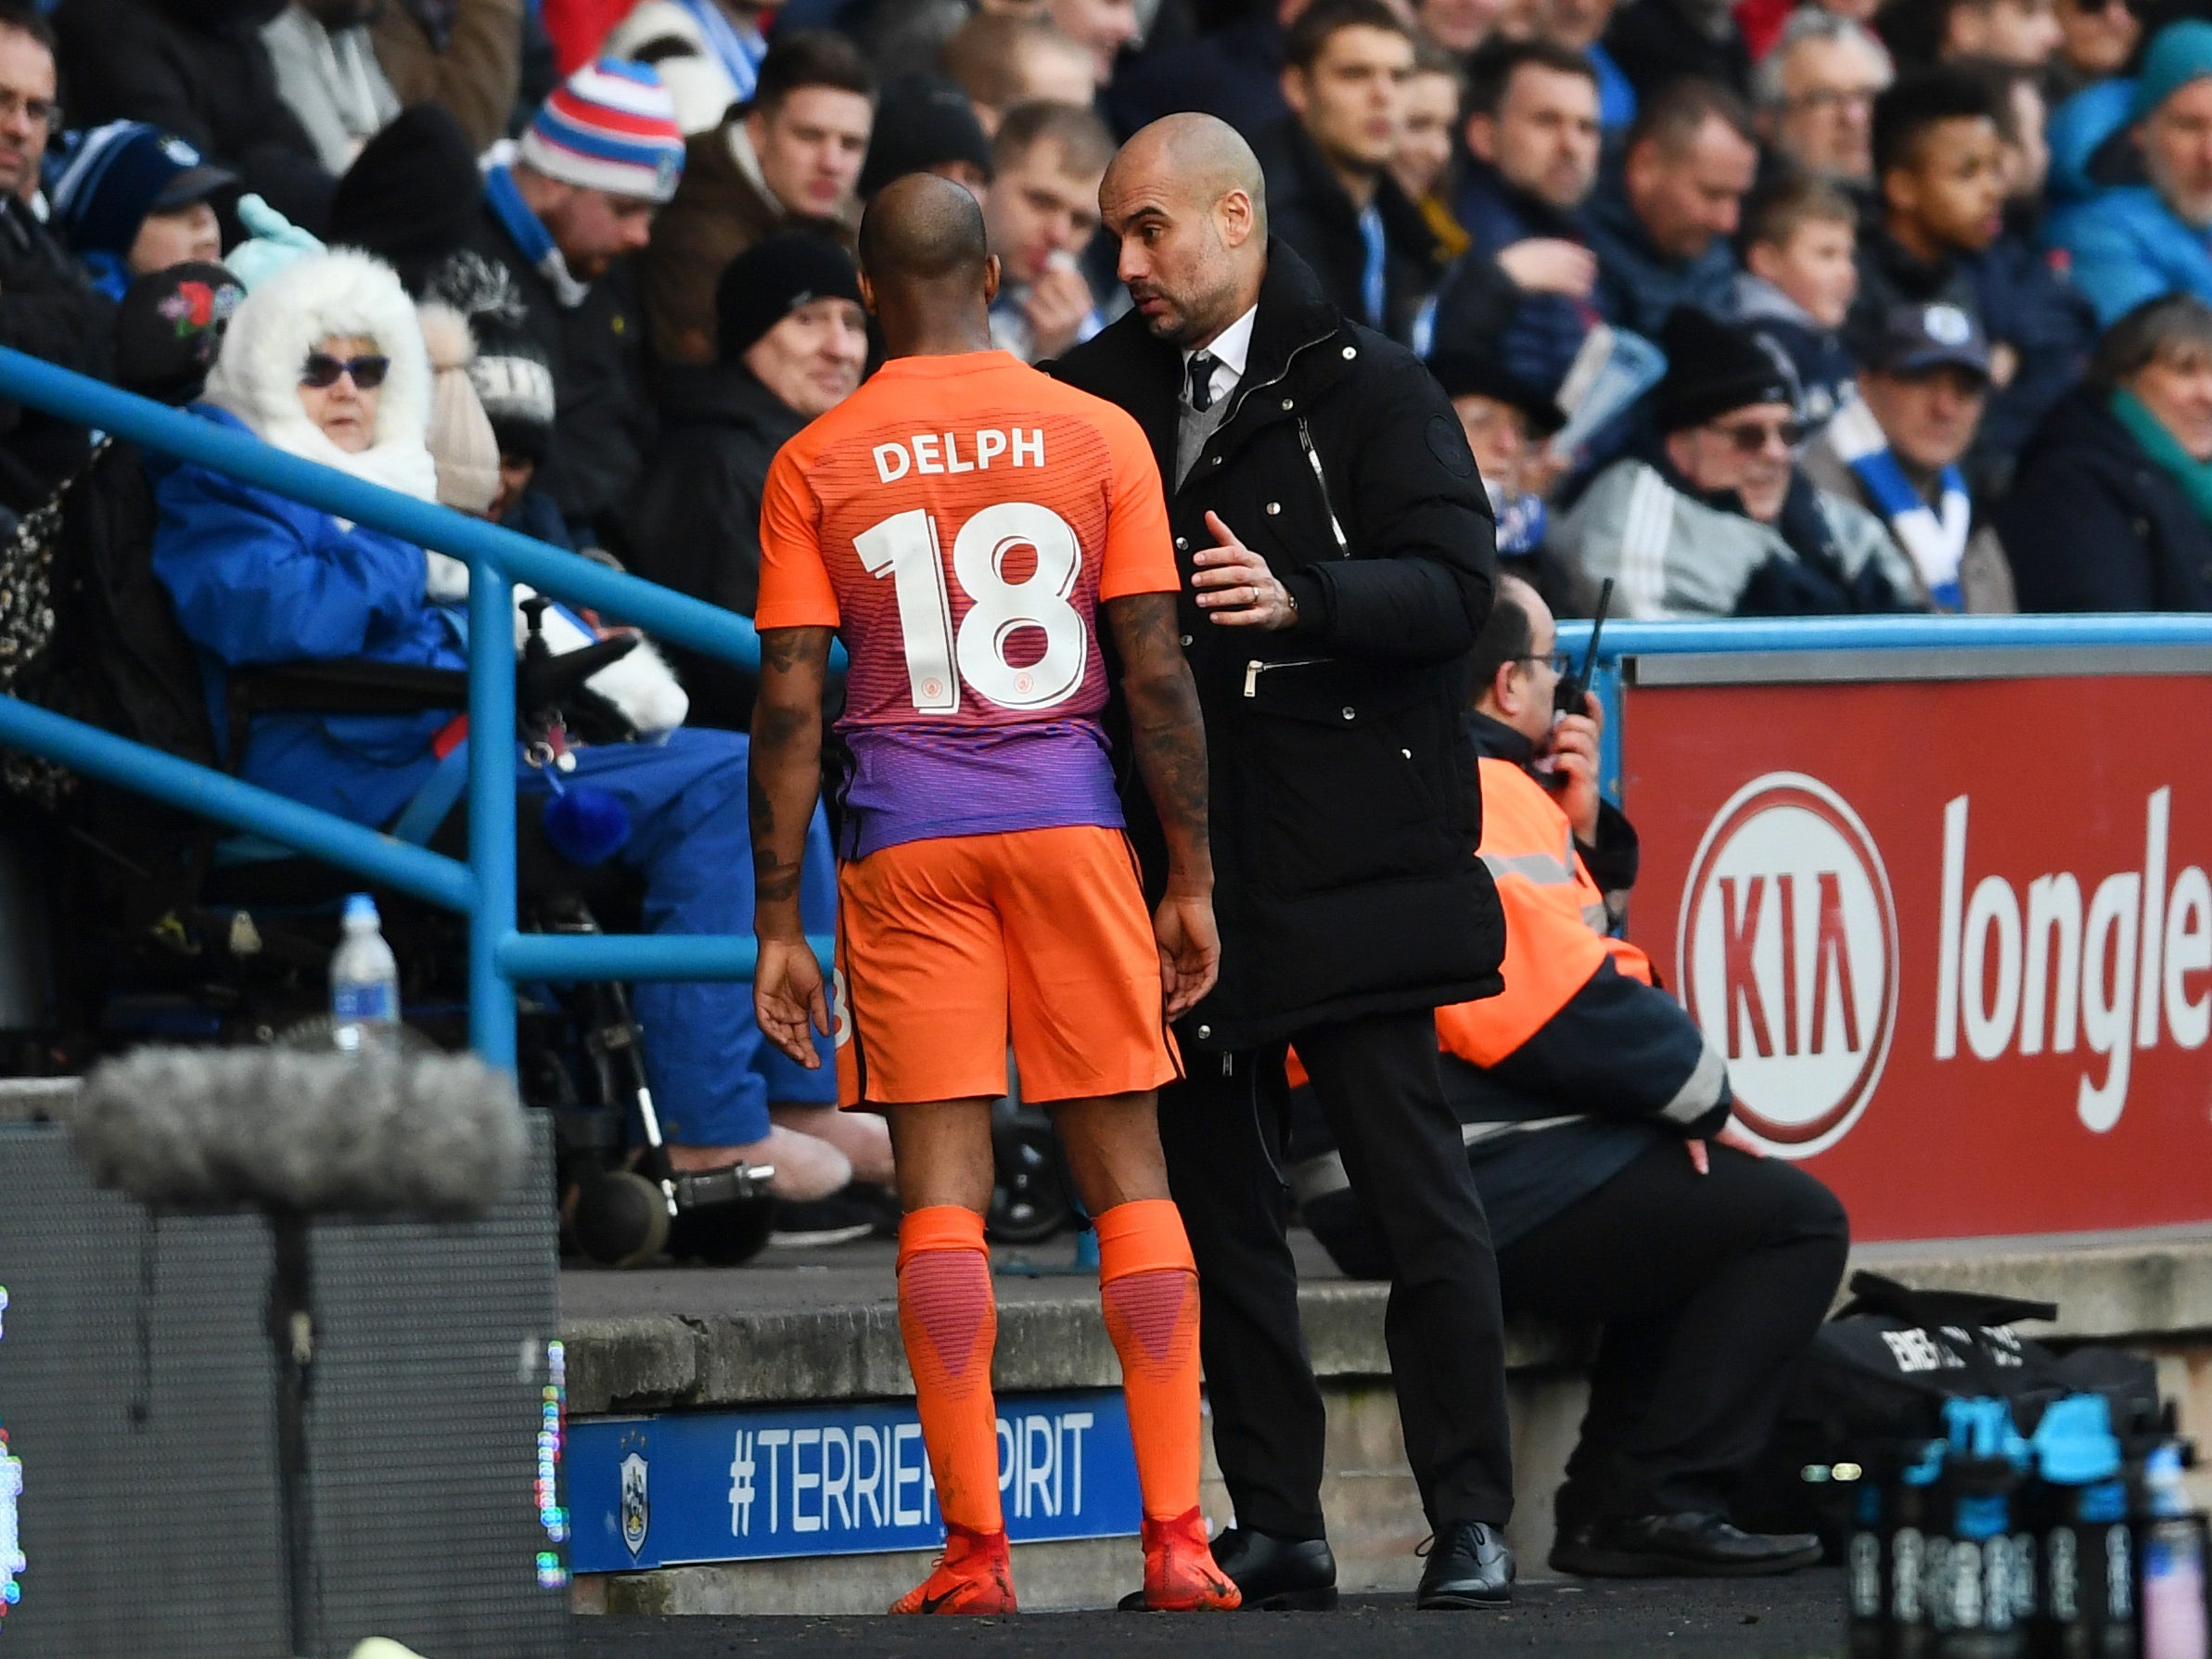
1678;772;1899;1157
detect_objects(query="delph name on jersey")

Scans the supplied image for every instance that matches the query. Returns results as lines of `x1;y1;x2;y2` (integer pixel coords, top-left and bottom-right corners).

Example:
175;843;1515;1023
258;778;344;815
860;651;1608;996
872;429;1047;483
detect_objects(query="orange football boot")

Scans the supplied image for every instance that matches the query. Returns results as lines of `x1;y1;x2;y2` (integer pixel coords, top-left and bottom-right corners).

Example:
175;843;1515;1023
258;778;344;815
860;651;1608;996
1141;1507;1243;1611
891;1523;1017;1615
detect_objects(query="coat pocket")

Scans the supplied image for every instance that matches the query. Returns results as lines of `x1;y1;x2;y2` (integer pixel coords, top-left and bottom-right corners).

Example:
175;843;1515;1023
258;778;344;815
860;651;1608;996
1230;659;1464;898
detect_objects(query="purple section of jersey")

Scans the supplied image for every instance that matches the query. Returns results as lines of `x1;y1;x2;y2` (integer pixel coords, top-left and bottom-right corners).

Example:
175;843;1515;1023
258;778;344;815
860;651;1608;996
837;721;1126;859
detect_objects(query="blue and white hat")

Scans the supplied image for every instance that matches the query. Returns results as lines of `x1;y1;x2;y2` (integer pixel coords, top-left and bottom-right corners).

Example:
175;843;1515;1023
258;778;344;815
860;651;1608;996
518;59;686;205
48;121;235;260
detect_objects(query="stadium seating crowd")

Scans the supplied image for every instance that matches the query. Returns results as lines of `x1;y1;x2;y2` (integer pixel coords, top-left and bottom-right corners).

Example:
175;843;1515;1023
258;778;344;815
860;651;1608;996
9;0;2212;621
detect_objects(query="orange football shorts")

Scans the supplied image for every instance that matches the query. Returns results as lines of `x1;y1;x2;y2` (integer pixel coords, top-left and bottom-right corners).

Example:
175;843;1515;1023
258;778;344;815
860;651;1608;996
833;824;1183;1107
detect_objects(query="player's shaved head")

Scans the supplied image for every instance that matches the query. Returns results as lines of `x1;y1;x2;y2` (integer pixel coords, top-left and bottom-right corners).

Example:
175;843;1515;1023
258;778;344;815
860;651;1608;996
856;173;1001;360
1098;114;1269;350
858;173;991;284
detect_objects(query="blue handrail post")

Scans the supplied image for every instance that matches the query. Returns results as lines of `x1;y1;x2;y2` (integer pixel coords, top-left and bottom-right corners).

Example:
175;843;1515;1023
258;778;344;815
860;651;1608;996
469;561;518;1071
1592;657;1626;808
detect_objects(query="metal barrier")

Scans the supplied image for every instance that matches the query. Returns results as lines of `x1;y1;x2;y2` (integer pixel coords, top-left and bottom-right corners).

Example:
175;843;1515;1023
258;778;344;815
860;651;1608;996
0;345;818;1071
1554;612;2212;810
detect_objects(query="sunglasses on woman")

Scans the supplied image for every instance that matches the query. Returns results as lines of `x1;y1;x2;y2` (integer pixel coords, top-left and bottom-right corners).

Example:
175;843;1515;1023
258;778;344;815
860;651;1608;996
300;352;390;389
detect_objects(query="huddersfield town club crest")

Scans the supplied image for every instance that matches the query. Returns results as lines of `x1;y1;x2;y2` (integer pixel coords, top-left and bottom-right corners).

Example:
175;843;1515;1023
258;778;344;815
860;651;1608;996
620;1450;649;1559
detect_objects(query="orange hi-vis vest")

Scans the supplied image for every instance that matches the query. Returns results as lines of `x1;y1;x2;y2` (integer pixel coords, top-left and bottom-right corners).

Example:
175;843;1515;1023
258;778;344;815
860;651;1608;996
1434;758;1653;1068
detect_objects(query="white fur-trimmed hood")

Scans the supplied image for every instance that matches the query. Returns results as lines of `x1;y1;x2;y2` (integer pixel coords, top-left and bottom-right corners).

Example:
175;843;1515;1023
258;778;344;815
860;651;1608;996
203;248;439;501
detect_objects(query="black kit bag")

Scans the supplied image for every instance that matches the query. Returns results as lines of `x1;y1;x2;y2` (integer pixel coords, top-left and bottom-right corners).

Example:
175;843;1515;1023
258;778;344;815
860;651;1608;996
1735;1270;2162;1547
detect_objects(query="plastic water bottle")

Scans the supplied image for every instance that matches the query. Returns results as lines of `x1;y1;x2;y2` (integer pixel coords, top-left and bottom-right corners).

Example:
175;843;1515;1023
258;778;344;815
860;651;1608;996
330;894;400;1053
2139;1442;2209;1659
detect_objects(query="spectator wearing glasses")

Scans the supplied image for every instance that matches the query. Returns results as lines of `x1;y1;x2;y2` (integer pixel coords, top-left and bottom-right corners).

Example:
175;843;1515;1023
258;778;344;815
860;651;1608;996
0;3;112;517
1580;79;1759;337
1556;307;1921;616
1804;301;2016;610
1753;9;1892;194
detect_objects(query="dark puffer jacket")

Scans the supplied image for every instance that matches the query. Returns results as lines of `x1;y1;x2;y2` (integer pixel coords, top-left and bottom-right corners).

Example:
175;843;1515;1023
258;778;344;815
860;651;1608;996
1051;243;1506;1051
1995;389;2212;613
622;363;806;730
54;0;334;233
0;198;111;513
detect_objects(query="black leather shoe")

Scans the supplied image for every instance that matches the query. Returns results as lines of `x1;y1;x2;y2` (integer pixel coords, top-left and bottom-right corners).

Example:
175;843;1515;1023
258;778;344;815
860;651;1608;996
1549;1512;1824;1577
1415;1520;1515;1608
1120;1526;1337;1611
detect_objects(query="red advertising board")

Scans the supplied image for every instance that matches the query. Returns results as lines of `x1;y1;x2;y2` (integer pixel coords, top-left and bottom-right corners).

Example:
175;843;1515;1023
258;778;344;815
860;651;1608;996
1620;671;2212;1242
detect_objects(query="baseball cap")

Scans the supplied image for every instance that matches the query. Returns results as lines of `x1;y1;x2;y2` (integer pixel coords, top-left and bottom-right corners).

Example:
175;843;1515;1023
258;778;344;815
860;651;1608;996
1866;302;1990;378
49;121;236;260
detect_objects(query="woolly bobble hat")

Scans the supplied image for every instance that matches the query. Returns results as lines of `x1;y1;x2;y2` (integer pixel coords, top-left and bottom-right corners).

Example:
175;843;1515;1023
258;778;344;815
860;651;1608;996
519;60;686;205
419;302;501;515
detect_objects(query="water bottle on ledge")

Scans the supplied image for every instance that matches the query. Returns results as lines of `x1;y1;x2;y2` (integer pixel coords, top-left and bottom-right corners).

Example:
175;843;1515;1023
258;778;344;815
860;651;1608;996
330;894;400;1053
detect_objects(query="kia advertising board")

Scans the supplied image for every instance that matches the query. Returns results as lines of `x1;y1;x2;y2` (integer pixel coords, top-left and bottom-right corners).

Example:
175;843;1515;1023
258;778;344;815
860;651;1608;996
1621;671;2212;1241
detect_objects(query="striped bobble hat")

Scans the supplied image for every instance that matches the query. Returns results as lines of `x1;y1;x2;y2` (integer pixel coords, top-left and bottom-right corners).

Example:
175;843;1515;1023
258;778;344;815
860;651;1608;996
518;59;685;205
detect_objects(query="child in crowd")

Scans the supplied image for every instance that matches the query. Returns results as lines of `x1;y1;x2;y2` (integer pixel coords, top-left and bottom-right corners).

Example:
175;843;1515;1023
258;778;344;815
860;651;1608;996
1736;173;1861;430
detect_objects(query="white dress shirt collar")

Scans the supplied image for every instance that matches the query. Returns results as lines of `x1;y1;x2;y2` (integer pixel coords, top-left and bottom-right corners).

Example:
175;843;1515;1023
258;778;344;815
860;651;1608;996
1182;303;1259;408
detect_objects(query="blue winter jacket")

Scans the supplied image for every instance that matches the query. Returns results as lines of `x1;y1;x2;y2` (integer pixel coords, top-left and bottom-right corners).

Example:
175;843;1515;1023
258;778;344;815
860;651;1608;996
150;404;467;830
2047;184;2212;325
1579;168;1738;335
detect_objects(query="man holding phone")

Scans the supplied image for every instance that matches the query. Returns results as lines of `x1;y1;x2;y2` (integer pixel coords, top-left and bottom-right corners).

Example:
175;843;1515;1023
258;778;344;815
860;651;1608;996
1287;574;1852;1581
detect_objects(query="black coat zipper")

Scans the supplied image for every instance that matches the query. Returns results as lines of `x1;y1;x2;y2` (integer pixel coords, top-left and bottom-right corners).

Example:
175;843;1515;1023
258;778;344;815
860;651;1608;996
1297;417;1349;555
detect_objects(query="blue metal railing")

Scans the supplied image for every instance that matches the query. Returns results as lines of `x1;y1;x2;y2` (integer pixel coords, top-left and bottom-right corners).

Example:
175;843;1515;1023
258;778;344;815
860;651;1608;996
0;345;822;1071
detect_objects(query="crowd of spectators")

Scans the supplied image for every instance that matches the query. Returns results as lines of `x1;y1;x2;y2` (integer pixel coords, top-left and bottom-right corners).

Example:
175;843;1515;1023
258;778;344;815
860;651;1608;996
3;0;2212;1229
4;0;2212;618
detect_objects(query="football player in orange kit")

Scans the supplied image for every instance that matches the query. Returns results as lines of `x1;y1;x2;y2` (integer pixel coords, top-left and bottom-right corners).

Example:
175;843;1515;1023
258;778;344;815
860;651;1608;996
748;173;1238;1617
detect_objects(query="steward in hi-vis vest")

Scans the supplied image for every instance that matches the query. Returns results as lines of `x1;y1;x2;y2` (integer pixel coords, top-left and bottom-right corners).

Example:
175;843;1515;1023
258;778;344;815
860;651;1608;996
1287;574;1851;1587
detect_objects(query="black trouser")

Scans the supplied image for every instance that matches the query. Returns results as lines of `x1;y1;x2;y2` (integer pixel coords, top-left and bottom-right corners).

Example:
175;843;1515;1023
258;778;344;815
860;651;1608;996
1495;1140;1849;1525
1158;1007;1515;1538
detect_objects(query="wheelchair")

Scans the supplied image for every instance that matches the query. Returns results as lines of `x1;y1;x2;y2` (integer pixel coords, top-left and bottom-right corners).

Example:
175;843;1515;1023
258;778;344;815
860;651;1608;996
33;601;780;1269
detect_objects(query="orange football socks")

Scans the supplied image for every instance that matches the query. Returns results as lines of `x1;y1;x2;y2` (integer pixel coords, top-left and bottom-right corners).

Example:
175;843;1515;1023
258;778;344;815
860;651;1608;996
1095;1198;1206;1522
896;1205;1004;1538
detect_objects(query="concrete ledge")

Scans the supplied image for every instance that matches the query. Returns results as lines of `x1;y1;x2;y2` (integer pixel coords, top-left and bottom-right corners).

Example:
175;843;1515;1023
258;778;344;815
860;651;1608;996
566;1227;2212;1417
1853;1225;2212;1344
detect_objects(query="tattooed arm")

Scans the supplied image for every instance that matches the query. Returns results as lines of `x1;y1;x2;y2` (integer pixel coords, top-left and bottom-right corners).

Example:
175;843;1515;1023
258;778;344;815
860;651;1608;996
1104;592;1220;1017
748;625;835;1066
